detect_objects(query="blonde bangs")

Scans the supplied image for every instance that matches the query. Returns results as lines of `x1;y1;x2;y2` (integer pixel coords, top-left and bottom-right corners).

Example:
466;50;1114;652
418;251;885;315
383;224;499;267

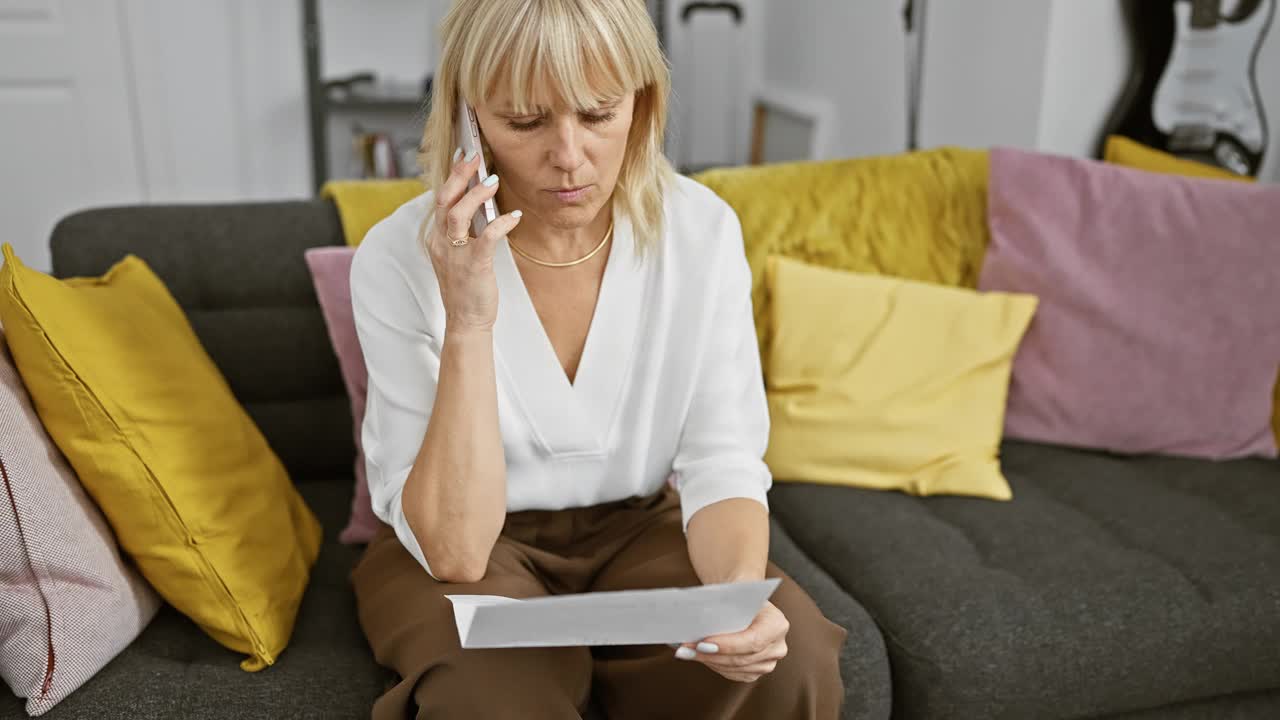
420;0;675;256
462;1;647;114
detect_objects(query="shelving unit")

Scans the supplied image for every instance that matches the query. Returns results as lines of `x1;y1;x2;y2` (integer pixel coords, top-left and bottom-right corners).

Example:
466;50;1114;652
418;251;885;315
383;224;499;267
301;0;433;193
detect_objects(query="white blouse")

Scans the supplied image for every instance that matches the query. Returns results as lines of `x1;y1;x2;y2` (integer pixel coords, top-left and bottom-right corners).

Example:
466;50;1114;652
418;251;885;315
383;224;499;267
350;174;772;578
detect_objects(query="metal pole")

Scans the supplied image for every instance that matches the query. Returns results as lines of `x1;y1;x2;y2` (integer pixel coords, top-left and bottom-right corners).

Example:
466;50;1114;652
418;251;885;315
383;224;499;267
903;0;927;151
302;0;327;193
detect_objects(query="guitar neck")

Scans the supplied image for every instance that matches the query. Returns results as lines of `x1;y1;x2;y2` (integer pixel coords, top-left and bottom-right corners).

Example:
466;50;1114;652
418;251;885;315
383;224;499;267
1190;0;1222;29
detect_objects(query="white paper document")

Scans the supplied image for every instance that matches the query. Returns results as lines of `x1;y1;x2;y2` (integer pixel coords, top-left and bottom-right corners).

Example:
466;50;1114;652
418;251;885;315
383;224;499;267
445;578;781;649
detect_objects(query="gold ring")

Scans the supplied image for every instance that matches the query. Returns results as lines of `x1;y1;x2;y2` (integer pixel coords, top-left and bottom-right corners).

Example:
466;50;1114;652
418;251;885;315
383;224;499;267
448;235;470;247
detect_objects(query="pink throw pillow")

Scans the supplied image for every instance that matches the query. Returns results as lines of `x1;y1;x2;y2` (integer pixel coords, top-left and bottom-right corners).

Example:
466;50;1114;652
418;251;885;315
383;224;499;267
977;146;1280;459
0;326;162;714
304;247;380;543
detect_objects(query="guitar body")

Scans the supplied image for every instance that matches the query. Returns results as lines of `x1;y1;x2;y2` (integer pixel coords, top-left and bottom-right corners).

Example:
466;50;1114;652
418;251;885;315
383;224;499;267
1102;0;1275;176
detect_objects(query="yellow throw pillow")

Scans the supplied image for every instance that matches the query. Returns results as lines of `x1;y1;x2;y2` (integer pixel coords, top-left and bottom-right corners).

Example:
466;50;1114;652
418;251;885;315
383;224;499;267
1100;135;1278;445
763;255;1038;500
1103;135;1253;182
320;178;425;246
693;147;991;358
0;244;321;672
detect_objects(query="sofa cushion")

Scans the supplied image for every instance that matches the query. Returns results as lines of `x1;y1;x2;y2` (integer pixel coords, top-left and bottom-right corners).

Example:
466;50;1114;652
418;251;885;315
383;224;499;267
0;476;892;720
319;179;426;247
1099;136;1280;459
766;514;892;720
1102;135;1252;183
0;245;322;673
978;147;1280;461
769;439;1280;720
764;255;1036;501
48;201;355;482
0;479;389;719
0;326;162;715
692;147;991;359
1098;688;1280;719
304;247;379;545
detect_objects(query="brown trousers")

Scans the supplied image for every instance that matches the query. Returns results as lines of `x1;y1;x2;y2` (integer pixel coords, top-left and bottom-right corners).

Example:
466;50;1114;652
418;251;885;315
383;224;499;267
350;485;847;719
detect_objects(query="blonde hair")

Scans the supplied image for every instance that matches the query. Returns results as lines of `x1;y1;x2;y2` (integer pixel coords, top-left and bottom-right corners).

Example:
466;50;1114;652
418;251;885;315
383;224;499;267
418;0;675;256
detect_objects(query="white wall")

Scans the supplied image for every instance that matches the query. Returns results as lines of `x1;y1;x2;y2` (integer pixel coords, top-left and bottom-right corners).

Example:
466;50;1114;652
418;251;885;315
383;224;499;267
753;0;1280;181
0;0;314;273
309;0;1280;182
759;0;905;159
753;0;1062;158
664;0;763;168
920;1;1054;151
121;0;444;200
757;0;1055;159
111;0;448;200
755;0;1116;156
1258;6;1280;182
122;0;311;203
318;0;436;90
8;0;1278;275
1037;0;1133;157
0;0;146;272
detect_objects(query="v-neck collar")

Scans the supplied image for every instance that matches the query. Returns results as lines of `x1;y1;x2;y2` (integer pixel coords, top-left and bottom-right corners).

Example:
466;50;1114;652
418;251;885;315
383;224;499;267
491;211;649;458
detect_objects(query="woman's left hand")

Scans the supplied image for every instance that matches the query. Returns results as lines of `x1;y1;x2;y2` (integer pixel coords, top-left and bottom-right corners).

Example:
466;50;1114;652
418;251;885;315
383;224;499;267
674;601;789;683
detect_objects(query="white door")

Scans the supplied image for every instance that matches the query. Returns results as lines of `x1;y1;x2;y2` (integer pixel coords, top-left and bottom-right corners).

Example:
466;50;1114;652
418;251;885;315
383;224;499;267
0;0;145;273
664;0;758;172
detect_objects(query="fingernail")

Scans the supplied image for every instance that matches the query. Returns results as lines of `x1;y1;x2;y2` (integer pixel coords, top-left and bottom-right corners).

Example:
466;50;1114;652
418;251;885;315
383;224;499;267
452;147;462;163
511;210;522;219
482;174;499;187
696;642;719;654
464;148;478;162
675;646;697;661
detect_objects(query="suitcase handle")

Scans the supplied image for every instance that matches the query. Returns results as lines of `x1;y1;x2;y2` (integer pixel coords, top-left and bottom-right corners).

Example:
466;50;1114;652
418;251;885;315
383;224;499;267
680;2;742;24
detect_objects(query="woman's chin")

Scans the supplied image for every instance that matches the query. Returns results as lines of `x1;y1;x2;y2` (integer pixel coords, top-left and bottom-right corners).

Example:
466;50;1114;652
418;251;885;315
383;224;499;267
539;202;607;230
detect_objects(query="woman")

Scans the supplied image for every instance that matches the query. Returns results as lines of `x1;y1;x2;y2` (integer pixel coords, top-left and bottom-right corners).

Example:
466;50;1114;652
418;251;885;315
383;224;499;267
349;0;847;717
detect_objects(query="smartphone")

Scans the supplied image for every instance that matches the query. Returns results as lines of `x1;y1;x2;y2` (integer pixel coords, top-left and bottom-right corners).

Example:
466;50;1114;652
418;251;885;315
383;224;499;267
456;98;499;237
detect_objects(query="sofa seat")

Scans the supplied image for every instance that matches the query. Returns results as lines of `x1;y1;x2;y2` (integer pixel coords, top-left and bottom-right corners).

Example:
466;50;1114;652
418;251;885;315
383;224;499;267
768;439;1280;720
0;480;389;720
0;471;894;720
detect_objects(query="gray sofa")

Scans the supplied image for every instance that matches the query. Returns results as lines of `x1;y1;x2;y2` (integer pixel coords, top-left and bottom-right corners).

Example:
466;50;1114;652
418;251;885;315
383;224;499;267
3;197;1279;719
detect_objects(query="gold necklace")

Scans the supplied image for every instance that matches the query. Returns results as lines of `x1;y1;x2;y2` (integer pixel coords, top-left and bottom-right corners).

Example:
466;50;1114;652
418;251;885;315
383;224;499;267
508;220;614;268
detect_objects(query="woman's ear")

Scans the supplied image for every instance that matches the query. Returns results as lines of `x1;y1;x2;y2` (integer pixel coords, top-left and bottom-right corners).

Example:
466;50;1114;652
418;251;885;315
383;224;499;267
474;111;496;170
481;140;495;172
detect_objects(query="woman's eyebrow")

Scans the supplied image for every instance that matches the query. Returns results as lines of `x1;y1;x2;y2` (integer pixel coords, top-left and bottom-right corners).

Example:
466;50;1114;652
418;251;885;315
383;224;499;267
495;98;619;115
496;95;622;112
497;105;545;116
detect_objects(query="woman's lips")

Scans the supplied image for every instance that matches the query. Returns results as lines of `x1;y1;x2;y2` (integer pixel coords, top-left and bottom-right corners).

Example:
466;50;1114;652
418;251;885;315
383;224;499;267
548;185;591;203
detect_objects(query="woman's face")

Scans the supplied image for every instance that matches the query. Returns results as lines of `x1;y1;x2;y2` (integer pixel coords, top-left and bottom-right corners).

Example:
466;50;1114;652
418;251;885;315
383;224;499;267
474;88;635;232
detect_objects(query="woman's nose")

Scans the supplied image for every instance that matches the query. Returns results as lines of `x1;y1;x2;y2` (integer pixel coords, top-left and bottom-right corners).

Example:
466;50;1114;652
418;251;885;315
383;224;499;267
548;117;586;172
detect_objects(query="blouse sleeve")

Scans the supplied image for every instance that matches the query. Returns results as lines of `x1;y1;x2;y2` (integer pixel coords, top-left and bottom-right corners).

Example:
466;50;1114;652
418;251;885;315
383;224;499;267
672;205;773;531
349;236;442;579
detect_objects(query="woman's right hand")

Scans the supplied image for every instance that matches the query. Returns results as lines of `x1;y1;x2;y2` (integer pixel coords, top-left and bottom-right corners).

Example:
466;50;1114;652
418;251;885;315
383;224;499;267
423;148;524;333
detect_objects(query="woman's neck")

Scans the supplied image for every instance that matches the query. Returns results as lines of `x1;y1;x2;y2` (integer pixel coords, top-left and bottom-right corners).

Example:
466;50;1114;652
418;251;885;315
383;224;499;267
505;206;614;264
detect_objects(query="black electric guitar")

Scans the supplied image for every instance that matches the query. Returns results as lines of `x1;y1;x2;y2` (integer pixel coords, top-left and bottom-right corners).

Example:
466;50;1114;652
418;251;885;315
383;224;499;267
1102;0;1275;177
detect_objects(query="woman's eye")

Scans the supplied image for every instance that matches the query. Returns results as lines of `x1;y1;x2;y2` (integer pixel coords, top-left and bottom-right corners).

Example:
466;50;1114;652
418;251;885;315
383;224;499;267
582;110;617;126
505;110;617;132
507;117;543;132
